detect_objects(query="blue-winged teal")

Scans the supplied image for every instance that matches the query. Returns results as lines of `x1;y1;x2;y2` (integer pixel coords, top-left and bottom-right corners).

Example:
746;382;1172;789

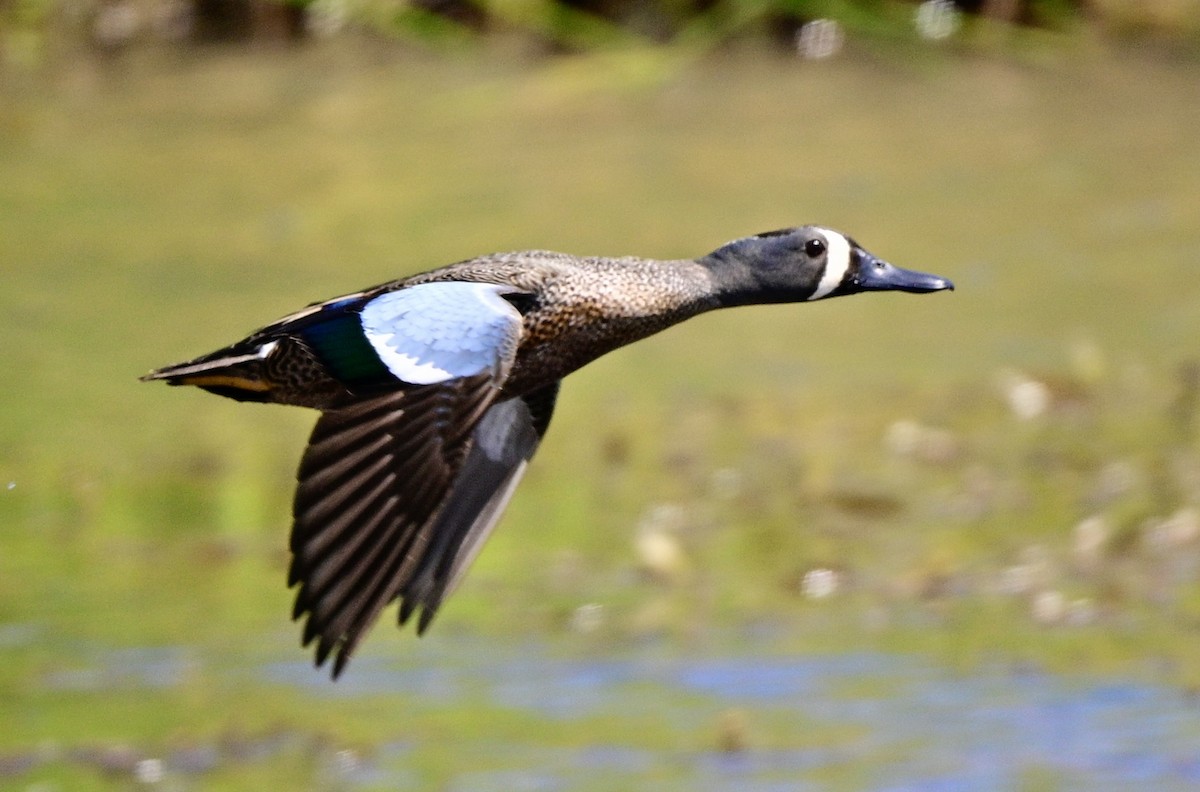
144;226;953;677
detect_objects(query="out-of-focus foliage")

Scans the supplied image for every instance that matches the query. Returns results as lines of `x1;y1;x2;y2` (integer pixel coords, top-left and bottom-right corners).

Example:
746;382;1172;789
2;0;1199;71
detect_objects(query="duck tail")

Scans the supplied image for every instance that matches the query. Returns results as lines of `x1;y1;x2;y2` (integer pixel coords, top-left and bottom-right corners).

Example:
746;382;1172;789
141;341;276;403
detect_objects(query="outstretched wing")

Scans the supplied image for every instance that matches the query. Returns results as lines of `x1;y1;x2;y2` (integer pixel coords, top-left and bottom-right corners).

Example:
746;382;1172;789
396;381;560;636
289;376;495;675
285;281;554;677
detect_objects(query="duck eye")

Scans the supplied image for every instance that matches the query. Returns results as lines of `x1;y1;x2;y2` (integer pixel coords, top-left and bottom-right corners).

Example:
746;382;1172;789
804;238;825;258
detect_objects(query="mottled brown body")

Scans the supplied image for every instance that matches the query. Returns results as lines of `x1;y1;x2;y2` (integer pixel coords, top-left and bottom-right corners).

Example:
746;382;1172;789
263;339;353;408
401;251;722;397
208;251;723;409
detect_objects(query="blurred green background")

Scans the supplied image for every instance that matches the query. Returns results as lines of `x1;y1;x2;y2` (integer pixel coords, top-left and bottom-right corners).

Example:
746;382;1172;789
3;1;1200;789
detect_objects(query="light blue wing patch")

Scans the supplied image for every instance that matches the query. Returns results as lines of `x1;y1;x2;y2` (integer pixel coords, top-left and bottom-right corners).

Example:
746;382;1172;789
359;282;523;385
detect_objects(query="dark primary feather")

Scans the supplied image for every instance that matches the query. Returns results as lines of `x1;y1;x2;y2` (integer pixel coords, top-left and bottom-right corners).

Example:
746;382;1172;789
396;382;558;637
289;374;505;675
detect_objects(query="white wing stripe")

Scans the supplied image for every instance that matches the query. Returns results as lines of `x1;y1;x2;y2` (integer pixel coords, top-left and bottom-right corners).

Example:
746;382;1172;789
360;282;522;385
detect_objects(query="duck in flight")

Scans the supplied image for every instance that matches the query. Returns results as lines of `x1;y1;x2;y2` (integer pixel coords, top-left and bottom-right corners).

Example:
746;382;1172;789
143;225;953;678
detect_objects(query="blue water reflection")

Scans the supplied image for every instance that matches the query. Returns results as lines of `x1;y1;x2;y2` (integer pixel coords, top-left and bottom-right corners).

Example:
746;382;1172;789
261;638;1200;790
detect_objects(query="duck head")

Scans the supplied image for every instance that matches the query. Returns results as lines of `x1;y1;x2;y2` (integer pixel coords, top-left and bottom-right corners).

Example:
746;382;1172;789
701;226;953;307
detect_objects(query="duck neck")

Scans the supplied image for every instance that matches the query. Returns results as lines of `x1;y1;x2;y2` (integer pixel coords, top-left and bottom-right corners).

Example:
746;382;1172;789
694;251;771;309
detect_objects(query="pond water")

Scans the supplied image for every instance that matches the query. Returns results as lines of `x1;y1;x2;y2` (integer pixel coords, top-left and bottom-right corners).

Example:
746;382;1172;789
20;633;1198;789
253;639;1200;790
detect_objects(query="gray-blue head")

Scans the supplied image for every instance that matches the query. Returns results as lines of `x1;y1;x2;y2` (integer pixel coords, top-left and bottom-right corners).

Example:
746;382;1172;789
702;225;953;307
